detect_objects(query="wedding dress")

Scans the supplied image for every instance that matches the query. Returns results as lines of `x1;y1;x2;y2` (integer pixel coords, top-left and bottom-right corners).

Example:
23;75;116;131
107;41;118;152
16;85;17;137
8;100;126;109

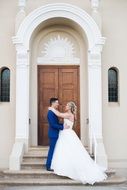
51;118;107;184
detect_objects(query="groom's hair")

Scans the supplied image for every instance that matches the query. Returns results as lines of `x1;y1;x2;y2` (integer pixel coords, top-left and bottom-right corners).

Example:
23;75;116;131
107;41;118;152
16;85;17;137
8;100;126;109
50;97;58;106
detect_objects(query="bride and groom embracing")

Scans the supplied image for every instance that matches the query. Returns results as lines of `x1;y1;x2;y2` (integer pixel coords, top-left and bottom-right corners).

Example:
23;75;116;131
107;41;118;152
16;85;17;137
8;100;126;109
46;97;107;185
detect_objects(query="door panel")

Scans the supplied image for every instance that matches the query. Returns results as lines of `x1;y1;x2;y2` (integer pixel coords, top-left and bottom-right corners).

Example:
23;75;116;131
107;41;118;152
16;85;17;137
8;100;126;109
38;66;80;145
59;68;80;136
38;67;58;145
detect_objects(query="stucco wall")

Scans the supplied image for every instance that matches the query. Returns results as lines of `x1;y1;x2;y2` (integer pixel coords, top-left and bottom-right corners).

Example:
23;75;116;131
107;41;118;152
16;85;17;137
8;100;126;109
25;0;91;15
102;0;127;167
0;0;17;168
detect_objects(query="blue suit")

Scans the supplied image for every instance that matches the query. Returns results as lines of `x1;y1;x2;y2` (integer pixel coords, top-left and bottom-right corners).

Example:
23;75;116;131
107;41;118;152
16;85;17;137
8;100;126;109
46;110;64;170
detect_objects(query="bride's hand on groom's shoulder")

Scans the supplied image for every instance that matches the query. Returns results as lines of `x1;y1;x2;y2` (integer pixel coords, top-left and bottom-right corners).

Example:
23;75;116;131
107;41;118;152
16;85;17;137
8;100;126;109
48;107;52;110
64;124;70;129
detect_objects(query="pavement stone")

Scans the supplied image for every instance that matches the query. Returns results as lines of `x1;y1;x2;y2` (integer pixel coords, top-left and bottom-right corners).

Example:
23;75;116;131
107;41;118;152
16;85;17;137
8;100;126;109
0;184;127;190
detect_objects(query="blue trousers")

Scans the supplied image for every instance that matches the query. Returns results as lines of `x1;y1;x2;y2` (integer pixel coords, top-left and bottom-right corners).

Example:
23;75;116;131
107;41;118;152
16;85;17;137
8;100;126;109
46;138;58;170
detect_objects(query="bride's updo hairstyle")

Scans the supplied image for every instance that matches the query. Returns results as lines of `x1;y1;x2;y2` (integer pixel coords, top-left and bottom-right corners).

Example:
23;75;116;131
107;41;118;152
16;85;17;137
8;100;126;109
68;101;77;120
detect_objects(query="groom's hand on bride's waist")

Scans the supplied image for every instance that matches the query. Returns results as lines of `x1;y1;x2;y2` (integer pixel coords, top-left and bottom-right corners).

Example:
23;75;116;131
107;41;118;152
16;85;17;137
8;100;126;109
64;124;70;129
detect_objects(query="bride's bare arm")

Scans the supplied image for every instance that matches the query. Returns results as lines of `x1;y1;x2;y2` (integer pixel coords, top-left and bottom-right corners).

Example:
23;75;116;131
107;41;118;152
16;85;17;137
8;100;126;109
48;107;70;119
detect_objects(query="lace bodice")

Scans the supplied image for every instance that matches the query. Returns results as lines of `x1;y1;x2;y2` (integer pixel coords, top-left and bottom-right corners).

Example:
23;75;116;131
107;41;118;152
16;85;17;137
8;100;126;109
64;118;74;129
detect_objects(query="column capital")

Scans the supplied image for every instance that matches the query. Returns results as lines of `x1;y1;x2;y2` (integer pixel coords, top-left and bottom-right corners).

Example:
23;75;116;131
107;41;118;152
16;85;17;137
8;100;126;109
89;37;106;54
16;45;29;67
12;36;29;52
88;39;105;67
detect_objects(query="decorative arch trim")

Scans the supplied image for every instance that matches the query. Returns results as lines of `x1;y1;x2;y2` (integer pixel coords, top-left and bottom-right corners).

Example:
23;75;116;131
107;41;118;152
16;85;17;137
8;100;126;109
13;3;105;51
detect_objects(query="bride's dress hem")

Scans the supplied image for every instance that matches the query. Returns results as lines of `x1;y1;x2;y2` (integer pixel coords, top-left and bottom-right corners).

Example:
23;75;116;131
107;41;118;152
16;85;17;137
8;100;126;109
51;119;107;185
52;170;107;185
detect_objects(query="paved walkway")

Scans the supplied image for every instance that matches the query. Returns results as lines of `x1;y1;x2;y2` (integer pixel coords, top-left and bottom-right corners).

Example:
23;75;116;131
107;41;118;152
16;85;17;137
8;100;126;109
0;169;126;190
0;184;127;190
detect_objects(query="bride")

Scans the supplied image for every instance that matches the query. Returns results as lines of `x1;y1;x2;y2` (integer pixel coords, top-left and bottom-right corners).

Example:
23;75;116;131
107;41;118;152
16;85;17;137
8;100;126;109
49;101;107;185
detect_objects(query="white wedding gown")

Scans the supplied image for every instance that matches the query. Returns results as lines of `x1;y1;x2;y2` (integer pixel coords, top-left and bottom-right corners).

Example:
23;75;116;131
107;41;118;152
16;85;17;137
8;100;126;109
51;119;107;184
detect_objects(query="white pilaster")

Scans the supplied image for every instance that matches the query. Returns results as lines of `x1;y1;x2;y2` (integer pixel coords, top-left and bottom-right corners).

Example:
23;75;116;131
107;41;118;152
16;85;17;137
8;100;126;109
88;52;102;138
9;42;29;170
15;44;29;149
90;0;102;30
15;0;26;33
9;142;24;170
88;41;107;169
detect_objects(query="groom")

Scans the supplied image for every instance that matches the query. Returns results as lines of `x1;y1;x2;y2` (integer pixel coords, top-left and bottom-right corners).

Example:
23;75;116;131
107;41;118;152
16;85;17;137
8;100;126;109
46;97;69;171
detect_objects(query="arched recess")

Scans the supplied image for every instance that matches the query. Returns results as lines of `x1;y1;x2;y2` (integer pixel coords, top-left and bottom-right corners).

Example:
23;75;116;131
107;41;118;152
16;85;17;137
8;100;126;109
29;23;88;147
10;3;107;170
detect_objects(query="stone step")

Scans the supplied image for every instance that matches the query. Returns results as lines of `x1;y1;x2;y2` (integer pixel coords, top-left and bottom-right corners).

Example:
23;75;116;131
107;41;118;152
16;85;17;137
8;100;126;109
0;175;126;185
24;146;91;159
27;147;48;157
29;146;49;151
2;169;116;179
23;155;94;164
28;146;89;154
21;161;45;170
0;171;4;178
22;156;100;169
24;146;93;164
23;154;46;163
28;146;48;153
2;169;66;179
24;153;93;159
24;153;44;157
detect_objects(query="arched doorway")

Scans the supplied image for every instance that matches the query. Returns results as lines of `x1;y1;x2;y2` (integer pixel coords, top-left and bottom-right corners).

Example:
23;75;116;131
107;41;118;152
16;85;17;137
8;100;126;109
10;3;107;170
29;23;87;146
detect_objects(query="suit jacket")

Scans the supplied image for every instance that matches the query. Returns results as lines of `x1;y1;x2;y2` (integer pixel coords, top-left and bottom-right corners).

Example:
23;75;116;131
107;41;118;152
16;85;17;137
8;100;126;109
47;110;64;138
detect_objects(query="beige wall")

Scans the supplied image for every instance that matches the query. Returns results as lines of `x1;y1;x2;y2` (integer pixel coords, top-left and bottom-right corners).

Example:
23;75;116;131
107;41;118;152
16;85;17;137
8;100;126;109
0;0;17;168
25;0;91;15
0;0;127;168
102;0;127;167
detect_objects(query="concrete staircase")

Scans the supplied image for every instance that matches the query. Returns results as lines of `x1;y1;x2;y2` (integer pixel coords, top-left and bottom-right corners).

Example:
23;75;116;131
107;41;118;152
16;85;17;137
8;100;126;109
0;147;126;185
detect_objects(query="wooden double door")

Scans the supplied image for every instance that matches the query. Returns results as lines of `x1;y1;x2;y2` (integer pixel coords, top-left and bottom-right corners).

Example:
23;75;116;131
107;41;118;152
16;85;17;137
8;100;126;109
38;66;80;146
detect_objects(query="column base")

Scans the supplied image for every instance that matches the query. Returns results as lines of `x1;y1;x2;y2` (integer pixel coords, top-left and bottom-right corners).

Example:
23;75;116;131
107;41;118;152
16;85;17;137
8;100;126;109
96;138;108;170
9;138;29;171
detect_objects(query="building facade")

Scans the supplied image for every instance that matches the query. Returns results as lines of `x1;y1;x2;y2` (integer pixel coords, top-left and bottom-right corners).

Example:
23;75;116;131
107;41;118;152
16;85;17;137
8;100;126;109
0;0;127;170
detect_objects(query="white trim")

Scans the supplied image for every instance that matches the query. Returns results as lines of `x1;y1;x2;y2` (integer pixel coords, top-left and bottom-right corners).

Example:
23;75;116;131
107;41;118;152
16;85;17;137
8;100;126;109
13;3;103;51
